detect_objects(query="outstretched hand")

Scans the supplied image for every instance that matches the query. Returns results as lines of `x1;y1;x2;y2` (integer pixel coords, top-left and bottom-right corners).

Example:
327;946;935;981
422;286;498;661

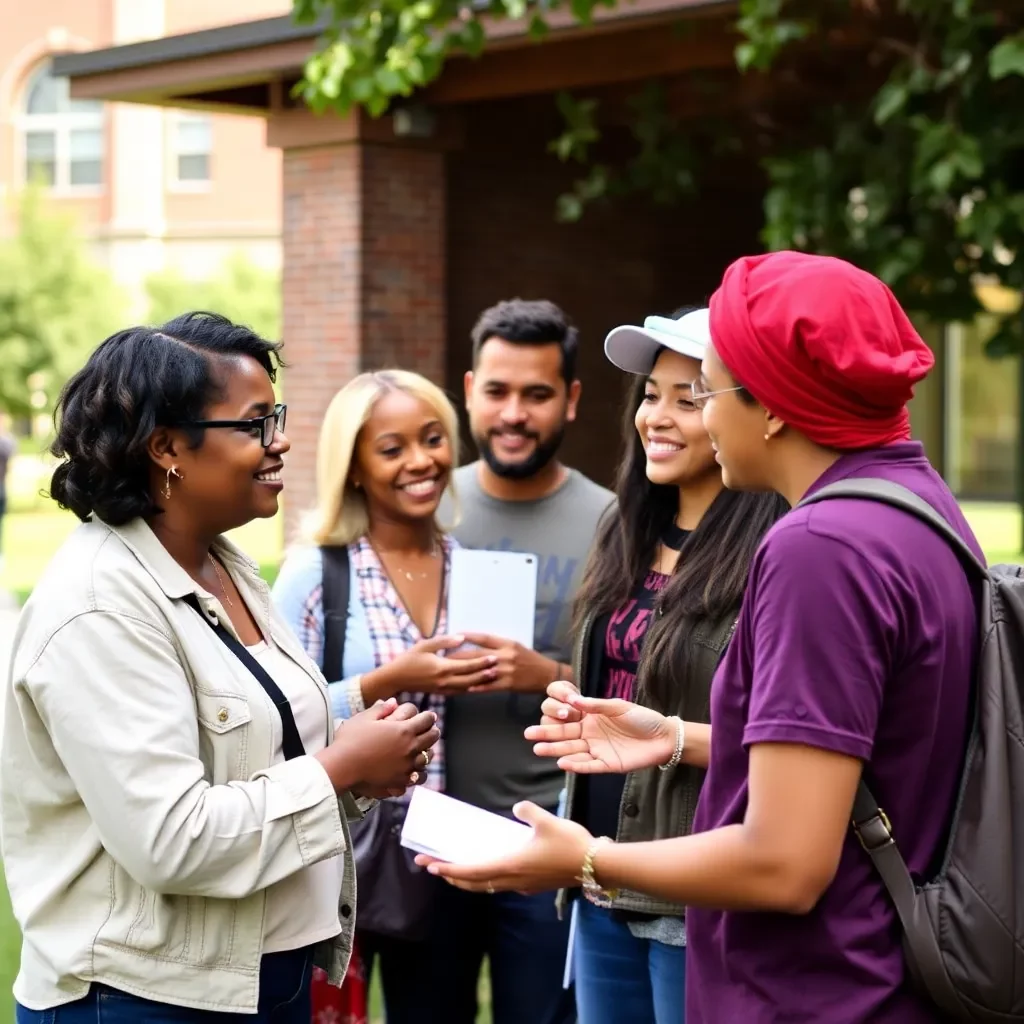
414;801;593;894
525;681;676;774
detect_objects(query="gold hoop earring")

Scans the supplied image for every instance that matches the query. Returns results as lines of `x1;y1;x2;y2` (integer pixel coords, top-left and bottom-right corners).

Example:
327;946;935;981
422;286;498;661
163;465;182;500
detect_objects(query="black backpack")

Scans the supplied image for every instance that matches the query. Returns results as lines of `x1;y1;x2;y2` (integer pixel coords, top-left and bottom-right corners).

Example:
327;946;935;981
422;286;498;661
799;478;1024;1021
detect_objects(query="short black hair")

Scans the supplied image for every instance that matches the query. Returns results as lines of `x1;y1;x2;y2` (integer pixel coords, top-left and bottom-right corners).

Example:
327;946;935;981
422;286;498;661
470;298;578;385
49;311;283;526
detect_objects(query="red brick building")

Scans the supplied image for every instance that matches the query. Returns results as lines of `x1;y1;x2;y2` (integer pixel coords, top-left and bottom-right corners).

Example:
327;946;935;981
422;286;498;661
53;2;960;532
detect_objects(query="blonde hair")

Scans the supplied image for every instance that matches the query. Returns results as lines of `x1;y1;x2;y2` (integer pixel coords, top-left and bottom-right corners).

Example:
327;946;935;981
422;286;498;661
301;370;461;547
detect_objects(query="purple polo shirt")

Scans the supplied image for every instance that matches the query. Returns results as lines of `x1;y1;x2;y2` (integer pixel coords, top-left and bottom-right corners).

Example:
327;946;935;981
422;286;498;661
686;443;982;1023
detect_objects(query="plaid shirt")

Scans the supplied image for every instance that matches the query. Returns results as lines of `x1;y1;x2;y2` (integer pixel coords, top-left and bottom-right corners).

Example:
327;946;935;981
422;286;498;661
287;535;455;792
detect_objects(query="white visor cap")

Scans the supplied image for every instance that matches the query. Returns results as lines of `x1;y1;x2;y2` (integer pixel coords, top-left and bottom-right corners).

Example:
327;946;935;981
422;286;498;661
604;308;711;375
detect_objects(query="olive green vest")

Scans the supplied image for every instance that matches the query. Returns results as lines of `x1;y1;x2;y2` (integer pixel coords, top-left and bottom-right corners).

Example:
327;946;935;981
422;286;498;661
556;606;737;920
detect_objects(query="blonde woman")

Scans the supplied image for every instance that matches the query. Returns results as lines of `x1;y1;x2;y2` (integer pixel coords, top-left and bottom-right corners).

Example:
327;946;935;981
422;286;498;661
272;370;498;1023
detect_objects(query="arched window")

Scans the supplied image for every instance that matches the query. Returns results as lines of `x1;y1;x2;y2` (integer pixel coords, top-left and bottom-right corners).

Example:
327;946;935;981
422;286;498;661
19;61;104;190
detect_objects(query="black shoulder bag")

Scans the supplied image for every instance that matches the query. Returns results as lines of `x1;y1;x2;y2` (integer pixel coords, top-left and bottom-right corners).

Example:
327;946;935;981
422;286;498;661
319;545;437;941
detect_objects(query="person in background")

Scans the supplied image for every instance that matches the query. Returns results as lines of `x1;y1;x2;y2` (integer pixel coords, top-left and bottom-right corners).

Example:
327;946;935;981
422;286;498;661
433;298;613;1024
417;253;981;1024
2;314;439;1024
273;370;499;1024
561;307;788;1024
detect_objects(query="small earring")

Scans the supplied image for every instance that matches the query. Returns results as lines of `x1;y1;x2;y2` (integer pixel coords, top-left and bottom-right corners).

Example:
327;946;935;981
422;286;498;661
764;434;771;441
163;465;182;500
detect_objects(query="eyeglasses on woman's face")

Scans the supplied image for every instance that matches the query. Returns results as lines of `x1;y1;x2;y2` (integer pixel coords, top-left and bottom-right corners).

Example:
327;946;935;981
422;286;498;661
182;403;287;449
689;379;745;411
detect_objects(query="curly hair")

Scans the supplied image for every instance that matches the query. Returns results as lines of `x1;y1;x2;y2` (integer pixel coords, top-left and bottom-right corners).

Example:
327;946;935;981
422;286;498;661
49;311;283;526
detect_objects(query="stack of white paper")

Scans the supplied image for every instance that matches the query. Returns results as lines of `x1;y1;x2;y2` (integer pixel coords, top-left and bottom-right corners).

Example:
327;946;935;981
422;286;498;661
400;787;535;865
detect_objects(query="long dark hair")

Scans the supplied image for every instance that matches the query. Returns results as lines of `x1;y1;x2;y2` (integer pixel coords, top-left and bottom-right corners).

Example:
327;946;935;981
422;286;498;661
573;362;789;715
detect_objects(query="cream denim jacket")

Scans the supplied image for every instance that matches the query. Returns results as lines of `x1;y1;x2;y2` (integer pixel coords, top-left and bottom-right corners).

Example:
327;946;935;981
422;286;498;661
1;518;365;1013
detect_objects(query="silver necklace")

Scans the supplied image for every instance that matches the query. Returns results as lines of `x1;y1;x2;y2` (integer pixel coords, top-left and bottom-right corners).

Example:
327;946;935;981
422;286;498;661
372;538;440;581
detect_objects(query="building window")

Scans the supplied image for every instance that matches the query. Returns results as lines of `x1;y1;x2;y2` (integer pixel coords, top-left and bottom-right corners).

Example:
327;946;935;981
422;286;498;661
19;62;104;190
171;114;212;185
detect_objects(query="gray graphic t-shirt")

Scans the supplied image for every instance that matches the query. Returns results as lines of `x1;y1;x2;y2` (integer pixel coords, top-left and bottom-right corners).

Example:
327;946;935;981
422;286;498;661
440;463;614;811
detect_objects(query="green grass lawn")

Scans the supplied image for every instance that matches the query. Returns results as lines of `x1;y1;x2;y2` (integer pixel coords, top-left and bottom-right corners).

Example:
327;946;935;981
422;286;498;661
0;511;283;604
0;496;1017;1023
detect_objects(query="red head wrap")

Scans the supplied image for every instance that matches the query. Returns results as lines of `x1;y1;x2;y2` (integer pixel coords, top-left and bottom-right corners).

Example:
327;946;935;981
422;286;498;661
708;251;935;450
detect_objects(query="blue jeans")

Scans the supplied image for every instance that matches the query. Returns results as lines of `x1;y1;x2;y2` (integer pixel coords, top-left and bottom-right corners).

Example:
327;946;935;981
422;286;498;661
16;946;313;1023
428;861;575;1024
574;899;686;1024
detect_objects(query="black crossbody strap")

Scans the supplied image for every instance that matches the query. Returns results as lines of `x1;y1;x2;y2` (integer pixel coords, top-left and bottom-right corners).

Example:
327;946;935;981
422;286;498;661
320;545;351;678
184;594;306;761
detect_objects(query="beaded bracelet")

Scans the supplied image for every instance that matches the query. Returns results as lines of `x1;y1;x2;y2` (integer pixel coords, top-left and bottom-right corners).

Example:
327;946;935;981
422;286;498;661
658;715;685;771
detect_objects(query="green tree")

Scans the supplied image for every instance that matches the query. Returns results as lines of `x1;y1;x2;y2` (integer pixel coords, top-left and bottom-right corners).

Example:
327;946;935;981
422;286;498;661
293;0;1024;351
145;253;282;342
0;187;124;416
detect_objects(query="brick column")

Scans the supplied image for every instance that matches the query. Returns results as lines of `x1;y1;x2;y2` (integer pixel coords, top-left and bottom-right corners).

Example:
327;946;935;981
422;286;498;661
270;110;456;540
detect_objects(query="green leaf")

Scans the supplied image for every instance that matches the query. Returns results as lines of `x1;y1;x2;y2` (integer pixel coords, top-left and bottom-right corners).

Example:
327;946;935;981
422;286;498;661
374;65;407;95
528;12;550;40
459;18;486;56
555;193;584;222
990;33;1024;79
570;0;597;24
734;41;758;72
874;80;909;125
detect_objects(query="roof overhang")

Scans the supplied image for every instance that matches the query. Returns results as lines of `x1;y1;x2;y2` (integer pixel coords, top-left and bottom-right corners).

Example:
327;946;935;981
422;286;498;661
52;0;738;116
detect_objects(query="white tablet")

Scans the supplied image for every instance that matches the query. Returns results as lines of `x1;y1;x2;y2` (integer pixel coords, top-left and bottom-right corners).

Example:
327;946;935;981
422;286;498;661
446;548;538;649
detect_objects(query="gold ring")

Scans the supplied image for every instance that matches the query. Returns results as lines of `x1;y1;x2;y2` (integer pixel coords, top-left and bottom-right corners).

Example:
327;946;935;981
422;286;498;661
422;749;432;768
409;771;420;785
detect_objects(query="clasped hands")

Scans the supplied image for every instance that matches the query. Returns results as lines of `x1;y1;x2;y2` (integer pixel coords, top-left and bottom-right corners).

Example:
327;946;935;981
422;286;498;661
375;633;561;697
316;698;440;801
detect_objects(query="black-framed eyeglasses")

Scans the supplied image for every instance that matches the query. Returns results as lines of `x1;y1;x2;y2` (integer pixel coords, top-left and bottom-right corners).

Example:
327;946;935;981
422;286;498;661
183;403;287;448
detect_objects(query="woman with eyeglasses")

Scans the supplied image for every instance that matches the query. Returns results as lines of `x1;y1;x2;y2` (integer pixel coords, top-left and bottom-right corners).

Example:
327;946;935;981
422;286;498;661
1;313;440;1024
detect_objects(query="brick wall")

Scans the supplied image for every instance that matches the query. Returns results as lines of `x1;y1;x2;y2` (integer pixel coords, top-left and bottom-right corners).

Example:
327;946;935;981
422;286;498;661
281;144;362;539
280;141;446;539
362;145;446;382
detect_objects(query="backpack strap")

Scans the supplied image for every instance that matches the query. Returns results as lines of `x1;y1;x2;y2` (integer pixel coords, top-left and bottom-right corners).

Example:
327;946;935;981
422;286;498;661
798;477;987;580
320;544;351;678
797;476;982;1014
